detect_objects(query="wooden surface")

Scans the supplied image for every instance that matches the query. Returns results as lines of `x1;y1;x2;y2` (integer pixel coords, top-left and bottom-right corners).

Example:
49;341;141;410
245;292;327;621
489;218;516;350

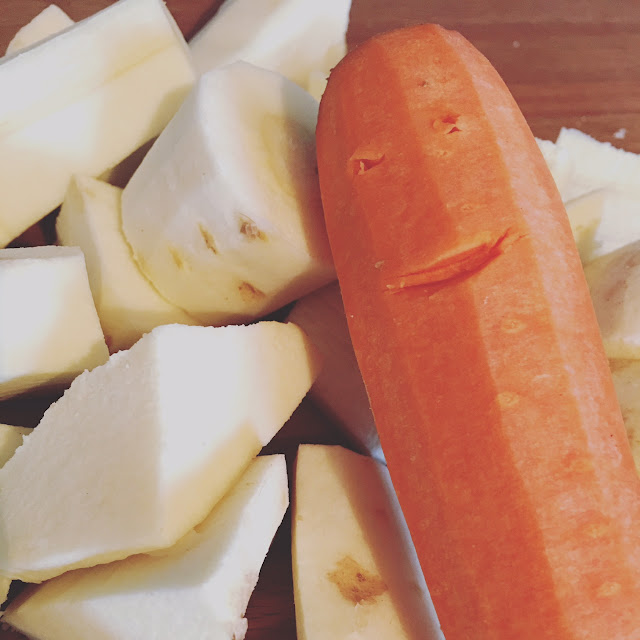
1;0;640;638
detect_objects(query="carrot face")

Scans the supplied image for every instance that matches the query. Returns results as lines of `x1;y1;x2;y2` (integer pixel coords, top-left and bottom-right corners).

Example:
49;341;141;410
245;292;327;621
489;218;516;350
316;24;640;640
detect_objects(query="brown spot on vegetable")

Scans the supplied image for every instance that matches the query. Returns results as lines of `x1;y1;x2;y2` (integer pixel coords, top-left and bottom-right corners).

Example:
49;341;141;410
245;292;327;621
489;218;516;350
327;556;387;604
168;246;189;271
198;224;217;254
239;216;267;241
238;281;265;301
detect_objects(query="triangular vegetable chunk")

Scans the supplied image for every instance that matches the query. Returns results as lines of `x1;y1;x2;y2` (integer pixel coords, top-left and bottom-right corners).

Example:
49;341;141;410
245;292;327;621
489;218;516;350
0;321;319;582
4;455;289;640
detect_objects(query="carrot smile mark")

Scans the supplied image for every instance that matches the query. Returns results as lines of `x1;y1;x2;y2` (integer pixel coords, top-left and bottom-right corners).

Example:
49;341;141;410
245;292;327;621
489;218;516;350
385;229;515;292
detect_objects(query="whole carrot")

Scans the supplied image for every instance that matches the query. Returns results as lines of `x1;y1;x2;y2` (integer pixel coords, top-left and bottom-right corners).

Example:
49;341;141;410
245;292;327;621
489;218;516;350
316;24;640;640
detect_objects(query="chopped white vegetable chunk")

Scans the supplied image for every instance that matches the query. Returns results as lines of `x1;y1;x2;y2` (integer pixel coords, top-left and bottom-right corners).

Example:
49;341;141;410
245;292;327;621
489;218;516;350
0;245;109;401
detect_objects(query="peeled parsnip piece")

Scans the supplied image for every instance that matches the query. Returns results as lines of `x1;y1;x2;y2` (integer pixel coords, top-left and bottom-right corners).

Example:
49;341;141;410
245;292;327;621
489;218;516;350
287;284;382;461
57;175;199;352
0;424;32;468
0;322;320;583
122;62;335;325
609;359;640;474
5;5;73;55
293;445;442;640
0;0;196;247
0;246;109;401
9;8;159;192
189;0;351;98
0;423;31;613
563;188;640;265
4;455;289;640
556;127;640;201
584;240;640;358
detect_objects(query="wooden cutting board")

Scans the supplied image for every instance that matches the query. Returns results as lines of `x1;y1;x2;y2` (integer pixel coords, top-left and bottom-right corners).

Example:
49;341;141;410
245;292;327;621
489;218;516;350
1;1;639;638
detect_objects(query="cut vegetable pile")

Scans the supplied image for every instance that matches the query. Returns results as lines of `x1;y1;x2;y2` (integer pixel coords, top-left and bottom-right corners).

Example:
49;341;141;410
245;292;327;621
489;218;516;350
2;2;640;640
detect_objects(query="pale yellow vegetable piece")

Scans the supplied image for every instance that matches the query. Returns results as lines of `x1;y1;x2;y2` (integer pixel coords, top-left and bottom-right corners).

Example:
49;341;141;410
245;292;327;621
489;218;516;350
57;175;198;352
122;62;335;325
189;0;351;98
4;455;289;640
288;283;381;460
0;321;320;582
610;359;640;474
555;127;640;201
5;5;73;55
0;0;196;247
0;423;31;612
0;424;31;468
584;240;640;359
0;246;109;401
293;445;443;640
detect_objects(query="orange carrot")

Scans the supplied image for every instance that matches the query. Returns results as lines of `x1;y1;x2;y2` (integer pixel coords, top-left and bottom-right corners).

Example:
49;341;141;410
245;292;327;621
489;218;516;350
316;24;640;640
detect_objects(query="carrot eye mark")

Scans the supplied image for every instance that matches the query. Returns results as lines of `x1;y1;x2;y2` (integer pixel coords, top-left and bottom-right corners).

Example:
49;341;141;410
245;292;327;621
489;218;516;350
433;114;461;134
348;144;386;177
350;154;385;176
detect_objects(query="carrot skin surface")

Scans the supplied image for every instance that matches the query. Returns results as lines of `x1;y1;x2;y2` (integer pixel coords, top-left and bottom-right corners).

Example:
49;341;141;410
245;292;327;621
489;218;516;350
316;24;640;640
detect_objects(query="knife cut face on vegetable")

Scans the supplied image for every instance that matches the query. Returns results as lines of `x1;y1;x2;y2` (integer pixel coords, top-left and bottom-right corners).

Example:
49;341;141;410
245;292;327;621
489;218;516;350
0;321;320;583
4;455;289;640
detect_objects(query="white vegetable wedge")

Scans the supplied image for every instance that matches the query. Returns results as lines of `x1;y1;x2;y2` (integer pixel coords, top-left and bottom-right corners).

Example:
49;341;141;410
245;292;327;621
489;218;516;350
4;455;289;640
0;246;109;401
572;189;640;264
292;445;442;640
0;321;320;582
57;175;198;352
555;127;640;200
287;284;381;460
0;0;196;247
584;240;640;358
0;424;31;468
5;5;73;55
609;359;640;473
122;62;335;325
0;423;32;612
189;0;351;98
